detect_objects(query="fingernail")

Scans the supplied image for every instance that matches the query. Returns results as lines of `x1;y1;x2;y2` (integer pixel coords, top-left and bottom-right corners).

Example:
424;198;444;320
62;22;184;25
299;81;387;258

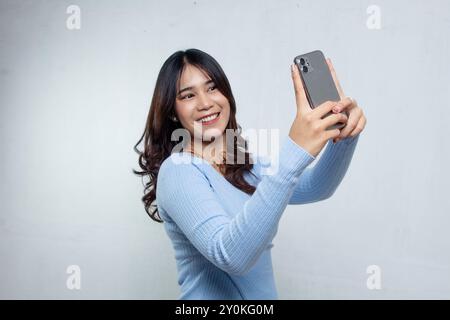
333;107;341;113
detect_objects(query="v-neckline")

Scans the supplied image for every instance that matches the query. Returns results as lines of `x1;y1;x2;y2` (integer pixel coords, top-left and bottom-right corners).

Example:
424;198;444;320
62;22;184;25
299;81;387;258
176;152;260;192
178;152;226;178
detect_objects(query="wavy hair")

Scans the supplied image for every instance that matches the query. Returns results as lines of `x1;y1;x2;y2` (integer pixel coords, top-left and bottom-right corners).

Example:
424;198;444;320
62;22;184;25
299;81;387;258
133;49;257;222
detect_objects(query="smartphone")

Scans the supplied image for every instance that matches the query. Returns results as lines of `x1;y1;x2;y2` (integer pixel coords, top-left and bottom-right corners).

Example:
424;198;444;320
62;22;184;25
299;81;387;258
293;50;346;130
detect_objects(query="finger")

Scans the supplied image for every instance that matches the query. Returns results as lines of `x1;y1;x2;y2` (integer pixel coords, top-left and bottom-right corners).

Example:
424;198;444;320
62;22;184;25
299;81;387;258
332;97;354;113
313;100;339;119
291;63;311;114
349;114;366;137
326;58;345;99
338;109;362;138
321;112;348;131
324;128;341;142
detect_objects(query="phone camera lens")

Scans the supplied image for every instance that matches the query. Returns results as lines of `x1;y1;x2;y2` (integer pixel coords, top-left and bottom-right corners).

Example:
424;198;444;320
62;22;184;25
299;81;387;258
300;58;305;65
302;66;308;73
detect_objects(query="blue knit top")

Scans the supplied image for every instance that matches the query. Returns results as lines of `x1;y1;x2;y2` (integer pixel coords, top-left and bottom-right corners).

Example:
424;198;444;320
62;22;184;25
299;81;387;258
156;134;360;299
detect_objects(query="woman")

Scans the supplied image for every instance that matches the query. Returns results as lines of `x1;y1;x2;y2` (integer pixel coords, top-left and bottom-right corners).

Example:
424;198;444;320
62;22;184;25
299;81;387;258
133;48;366;299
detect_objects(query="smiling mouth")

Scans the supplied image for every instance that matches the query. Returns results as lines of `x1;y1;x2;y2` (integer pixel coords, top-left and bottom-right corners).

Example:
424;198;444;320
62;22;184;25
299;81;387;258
196;112;220;125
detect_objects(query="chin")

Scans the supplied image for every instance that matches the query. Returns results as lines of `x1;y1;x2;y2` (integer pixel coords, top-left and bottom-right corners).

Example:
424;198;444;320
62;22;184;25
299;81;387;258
202;127;225;141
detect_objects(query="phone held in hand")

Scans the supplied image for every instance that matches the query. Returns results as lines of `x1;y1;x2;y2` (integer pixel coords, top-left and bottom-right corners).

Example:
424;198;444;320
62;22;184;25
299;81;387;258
293;50;346;130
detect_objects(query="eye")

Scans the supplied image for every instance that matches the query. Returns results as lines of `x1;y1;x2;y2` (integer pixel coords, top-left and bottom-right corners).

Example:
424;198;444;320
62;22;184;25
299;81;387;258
181;93;194;100
180;85;216;100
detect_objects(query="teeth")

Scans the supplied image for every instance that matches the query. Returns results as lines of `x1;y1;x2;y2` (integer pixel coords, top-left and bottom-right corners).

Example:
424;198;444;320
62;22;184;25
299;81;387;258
200;113;219;122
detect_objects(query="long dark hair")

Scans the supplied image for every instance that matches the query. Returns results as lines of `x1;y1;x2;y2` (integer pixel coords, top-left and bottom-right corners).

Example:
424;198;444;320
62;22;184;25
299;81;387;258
133;48;257;223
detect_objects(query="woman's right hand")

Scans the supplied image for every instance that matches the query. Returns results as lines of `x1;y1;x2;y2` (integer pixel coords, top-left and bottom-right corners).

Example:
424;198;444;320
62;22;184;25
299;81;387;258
288;63;349;157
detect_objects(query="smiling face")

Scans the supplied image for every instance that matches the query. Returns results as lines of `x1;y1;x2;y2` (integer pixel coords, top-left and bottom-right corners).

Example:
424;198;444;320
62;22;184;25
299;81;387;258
175;64;230;151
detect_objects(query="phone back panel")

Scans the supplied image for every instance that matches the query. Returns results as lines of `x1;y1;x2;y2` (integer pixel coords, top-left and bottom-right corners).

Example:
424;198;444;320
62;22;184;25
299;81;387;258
294;50;340;108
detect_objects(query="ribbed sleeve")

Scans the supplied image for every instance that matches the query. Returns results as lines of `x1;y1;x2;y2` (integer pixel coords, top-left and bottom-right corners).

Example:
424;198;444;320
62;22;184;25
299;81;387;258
156;136;315;276
288;133;360;204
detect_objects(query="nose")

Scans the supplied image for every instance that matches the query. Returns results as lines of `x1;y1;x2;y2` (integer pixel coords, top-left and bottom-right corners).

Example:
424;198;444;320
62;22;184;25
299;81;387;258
196;91;214;111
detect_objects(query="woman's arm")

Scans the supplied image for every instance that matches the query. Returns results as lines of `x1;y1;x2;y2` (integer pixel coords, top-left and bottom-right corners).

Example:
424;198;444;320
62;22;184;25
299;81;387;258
288;133;360;204
156;136;315;276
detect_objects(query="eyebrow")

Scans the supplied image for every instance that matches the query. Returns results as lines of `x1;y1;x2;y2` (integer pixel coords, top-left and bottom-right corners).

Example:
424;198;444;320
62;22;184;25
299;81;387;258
178;79;214;95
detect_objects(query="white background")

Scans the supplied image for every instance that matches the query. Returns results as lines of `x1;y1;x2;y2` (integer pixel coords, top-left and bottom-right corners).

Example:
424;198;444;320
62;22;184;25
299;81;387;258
1;0;449;299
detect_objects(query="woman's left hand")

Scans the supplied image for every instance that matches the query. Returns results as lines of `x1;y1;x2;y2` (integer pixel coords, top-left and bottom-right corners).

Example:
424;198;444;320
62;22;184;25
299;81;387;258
326;58;367;143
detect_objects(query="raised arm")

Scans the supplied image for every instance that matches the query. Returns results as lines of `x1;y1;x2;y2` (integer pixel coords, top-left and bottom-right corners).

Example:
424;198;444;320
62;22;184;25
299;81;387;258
156;136;315;276
288;133;360;204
